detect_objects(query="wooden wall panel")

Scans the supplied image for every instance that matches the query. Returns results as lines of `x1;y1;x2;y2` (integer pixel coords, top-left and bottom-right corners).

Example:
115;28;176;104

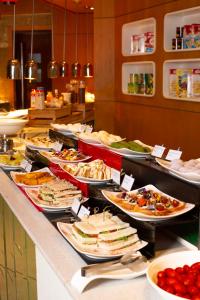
94;0;200;159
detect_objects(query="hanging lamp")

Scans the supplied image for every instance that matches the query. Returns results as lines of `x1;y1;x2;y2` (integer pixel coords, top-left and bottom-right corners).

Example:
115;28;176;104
60;0;68;77
7;3;21;80
71;12;81;78
24;0;37;80
47;1;59;78
83;12;93;78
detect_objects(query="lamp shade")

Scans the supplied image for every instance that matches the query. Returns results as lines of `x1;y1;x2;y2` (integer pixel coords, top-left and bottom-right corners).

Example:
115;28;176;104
71;62;81;78
47;60;59;78
7;58;21;79
60;60;68;77
24;59;38;80
83;62;93;78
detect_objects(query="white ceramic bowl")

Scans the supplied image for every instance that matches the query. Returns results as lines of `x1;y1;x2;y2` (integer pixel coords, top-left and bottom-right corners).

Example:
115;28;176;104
0;119;28;135
147;250;200;300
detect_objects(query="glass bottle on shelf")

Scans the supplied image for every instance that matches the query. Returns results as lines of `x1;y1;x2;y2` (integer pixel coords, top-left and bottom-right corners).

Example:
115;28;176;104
78;80;86;104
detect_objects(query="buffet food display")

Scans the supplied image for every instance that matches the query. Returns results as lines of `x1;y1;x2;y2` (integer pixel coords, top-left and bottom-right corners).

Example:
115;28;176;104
60;159;112;182
57;212;147;258
25;135;56;150
77;130;124;146
51;123;92;134
156;158;200;183
0;123;198;300
11;168;55;187
0;151;24;169
25;178;82;211
39;149;91;163
102;185;194;221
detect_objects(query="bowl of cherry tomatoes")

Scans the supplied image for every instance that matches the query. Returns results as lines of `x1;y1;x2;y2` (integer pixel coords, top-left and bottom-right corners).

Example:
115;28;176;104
146;250;200;300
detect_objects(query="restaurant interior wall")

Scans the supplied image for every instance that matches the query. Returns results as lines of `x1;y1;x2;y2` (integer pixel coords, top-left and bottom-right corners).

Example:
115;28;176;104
0;0;94;108
94;0;200;160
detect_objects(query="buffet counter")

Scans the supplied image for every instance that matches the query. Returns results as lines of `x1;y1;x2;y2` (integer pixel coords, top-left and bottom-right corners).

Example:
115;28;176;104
0;169;193;300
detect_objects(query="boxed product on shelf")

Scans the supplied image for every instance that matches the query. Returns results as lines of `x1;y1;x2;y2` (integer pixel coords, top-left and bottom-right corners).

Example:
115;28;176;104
176;68;192;98
144;73;153;95
191;69;200;97
169;69;177;97
192;24;200;48
144;32;154;52
131;35;140;54
130;32;154;54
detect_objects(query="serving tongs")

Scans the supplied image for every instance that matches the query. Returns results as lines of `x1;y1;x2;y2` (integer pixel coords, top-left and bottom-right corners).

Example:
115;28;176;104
81;252;147;277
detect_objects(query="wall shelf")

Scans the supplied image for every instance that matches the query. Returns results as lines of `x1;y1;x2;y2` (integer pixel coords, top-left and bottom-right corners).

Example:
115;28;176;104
122;18;156;56
122;61;155;96
164;6;200;52
163;59;200;102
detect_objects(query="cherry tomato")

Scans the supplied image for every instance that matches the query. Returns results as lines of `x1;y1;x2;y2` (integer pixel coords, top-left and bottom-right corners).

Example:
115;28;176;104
189;286;199;296
164;286;175;294
191;262;200;271
157;271;165;279
164;268;176;278
174;282;186;294
175;267;184;274
191;295;200;300
166;277;177;286
183;265;190;273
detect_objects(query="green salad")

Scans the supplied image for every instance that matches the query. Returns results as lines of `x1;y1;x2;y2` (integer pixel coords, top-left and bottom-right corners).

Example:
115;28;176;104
110;140;151;153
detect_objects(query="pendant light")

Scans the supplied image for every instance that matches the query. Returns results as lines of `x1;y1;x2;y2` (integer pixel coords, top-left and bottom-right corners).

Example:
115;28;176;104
71;12;81;78
24;0;38;80
47;1;59;78
83;12;93;78
60;0;68;77
7;3;21;80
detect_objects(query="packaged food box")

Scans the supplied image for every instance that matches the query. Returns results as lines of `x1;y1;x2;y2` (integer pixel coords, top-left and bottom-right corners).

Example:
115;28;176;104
192;69;200;97
169;69;177;97
131;35;140;54
183;25;193;49
176;69;192;98
144;73;153;95
138;34;145;53
192;24;200;48
144;32;154;52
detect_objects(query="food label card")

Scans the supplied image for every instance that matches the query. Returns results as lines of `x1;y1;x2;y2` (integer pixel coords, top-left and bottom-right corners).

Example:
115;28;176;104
151;145;166;158
78;205;90;219
165;149;182;161
20;159;32;172
121;174;135;191
111;168;121;185
71;198;81;215
53;142;63;152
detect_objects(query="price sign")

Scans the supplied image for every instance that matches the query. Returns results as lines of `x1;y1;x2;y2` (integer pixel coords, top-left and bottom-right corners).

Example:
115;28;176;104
165;149;182;161
111;168;121;185
121;174;135;191
20;159;32;172
151;145;166;158
71;198;81;215
52;142;63;152
78;205;90;219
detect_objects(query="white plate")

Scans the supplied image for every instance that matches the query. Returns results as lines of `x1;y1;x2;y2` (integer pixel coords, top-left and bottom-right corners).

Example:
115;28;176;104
147;250;200;300
59;163;112;184
71;256;148;293
0;163;22;170
24;187;75;211
10;167;55;188
39;150;91;164
57;222;147;259
156;158;200;184
102;185;195;221
25;142;54;151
